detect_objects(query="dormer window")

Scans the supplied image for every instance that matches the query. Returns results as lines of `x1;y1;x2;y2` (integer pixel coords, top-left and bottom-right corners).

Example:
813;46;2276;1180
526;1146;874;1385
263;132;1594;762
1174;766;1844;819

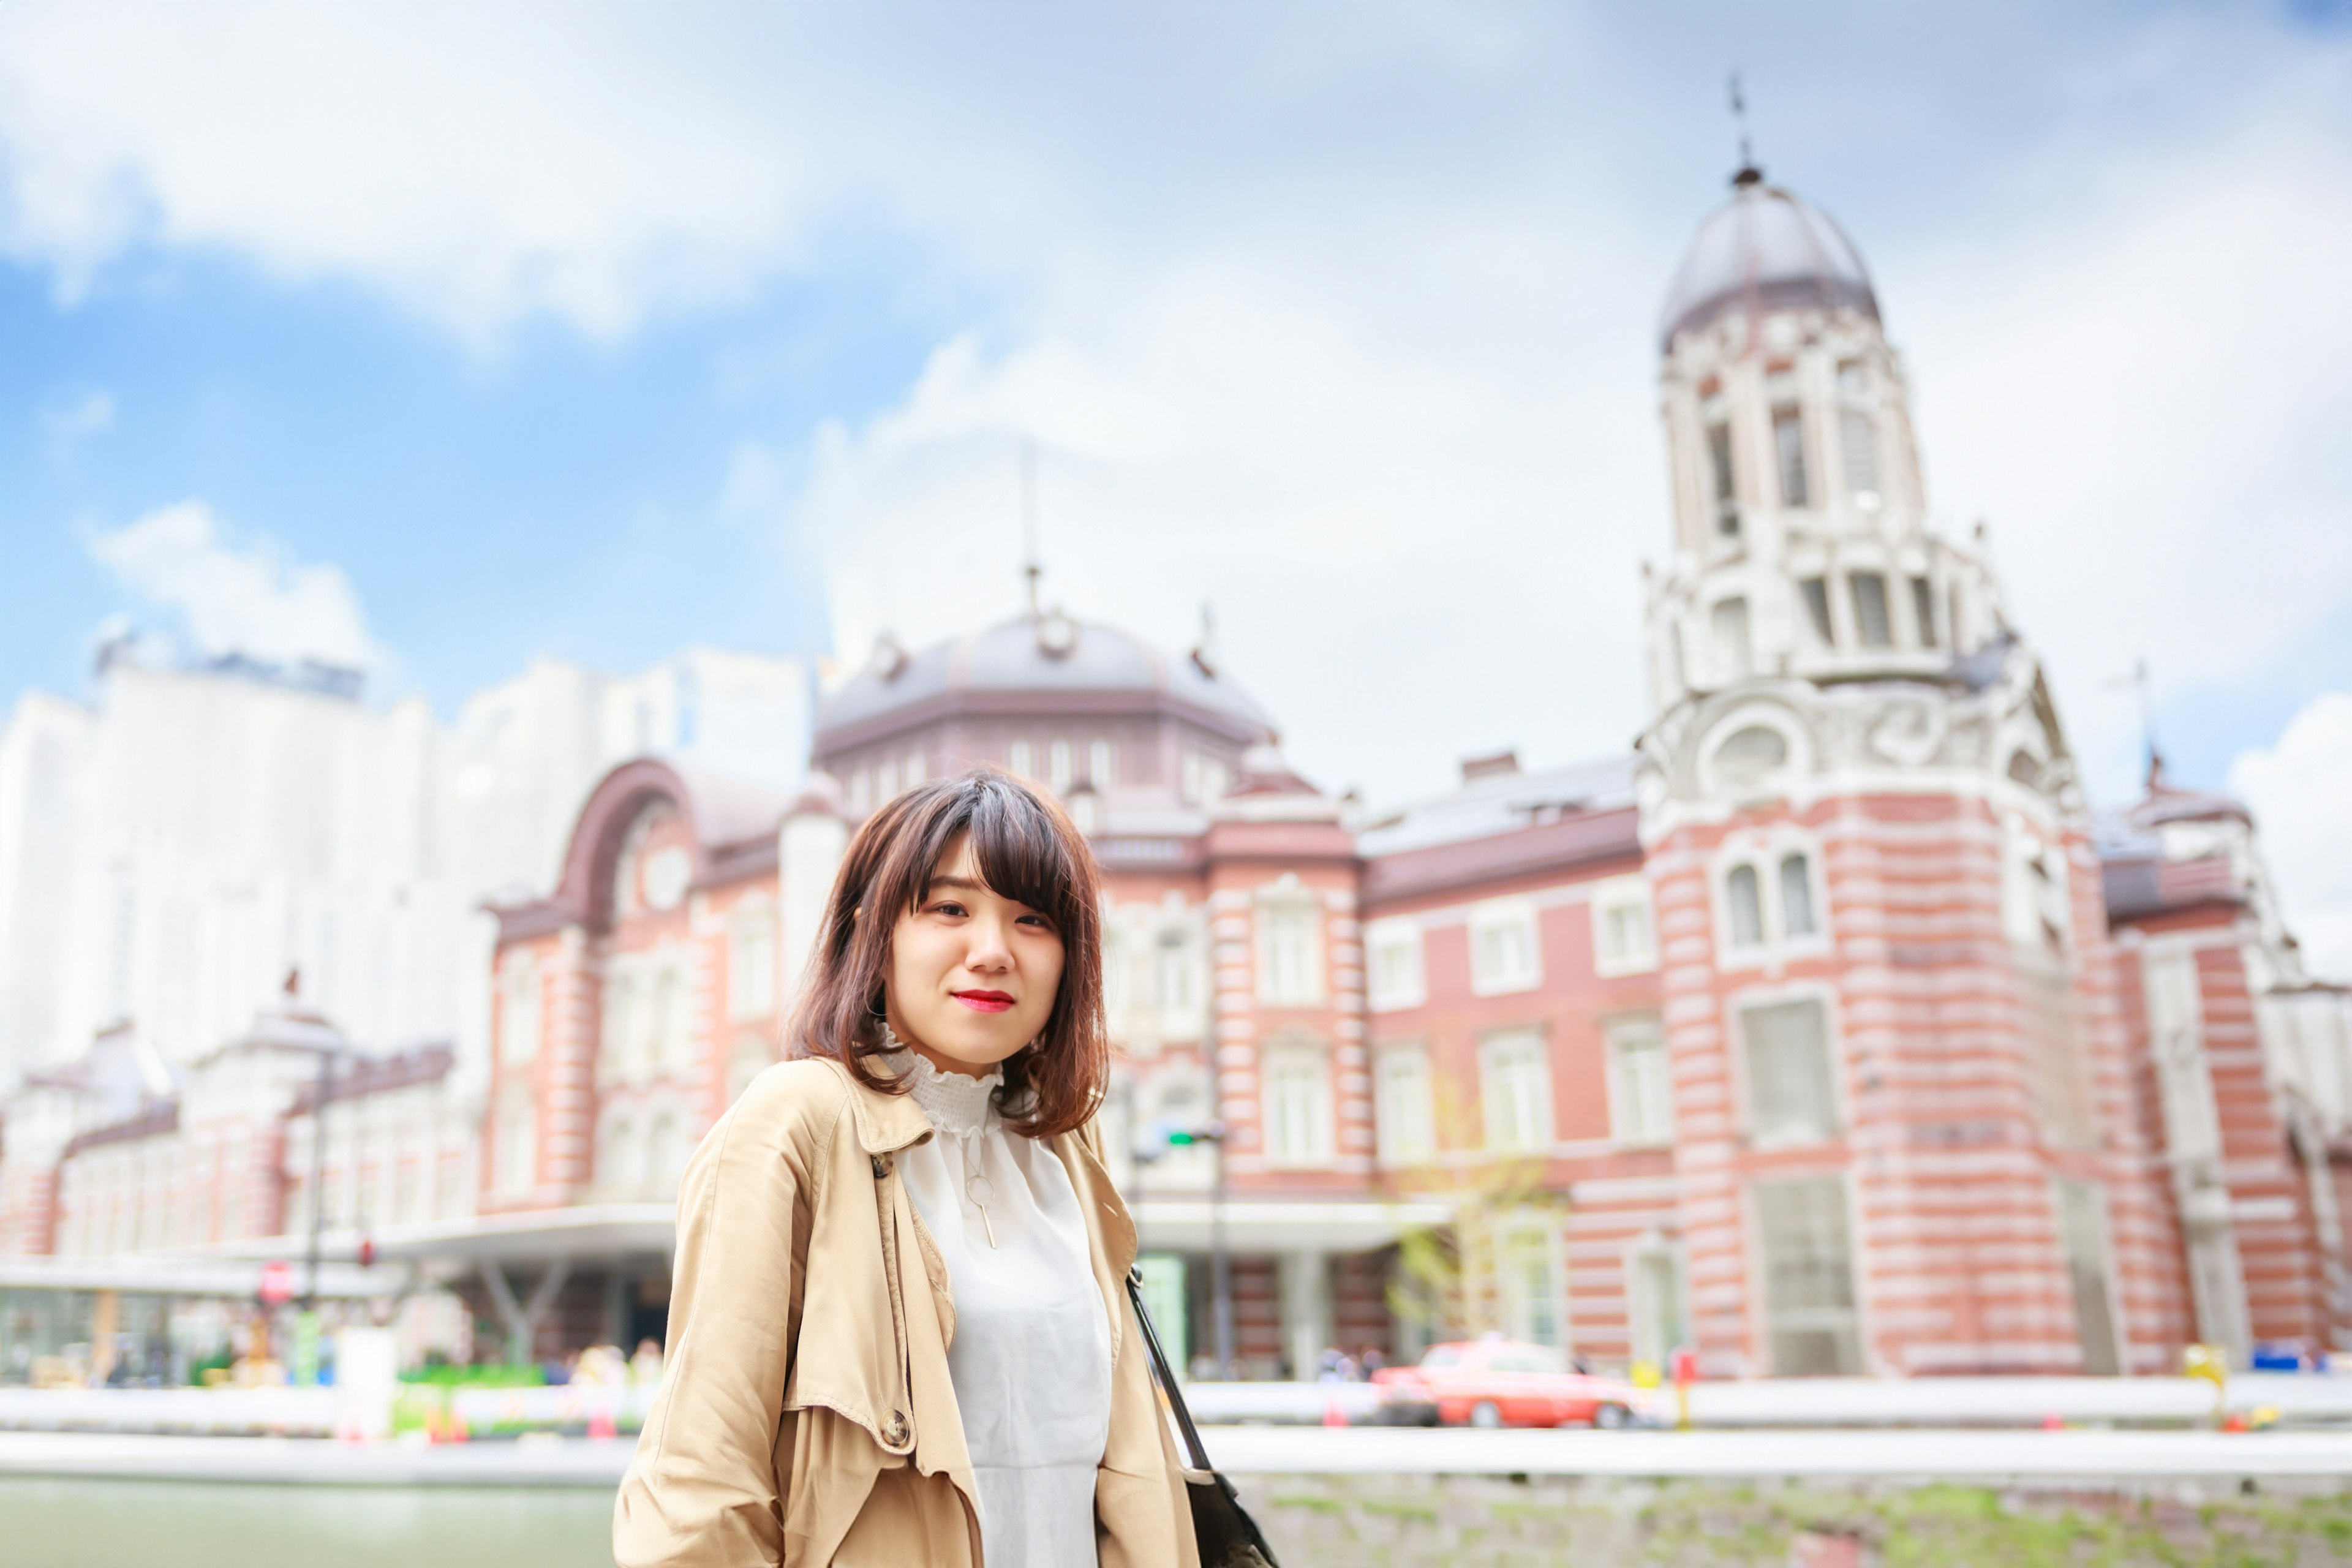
1909;576;1939;649
1711;597;1753;682
1008;739;1032;778
1707;420;1738;536
1799;578;1834;644
1049;740;1072;790
1849;571;1892;647
1773;407;1810;509
1089;739;1114;787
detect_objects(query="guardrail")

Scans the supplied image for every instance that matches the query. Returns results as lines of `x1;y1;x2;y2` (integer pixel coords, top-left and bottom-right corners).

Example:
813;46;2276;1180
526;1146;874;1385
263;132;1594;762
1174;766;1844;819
4;1371;2346;1436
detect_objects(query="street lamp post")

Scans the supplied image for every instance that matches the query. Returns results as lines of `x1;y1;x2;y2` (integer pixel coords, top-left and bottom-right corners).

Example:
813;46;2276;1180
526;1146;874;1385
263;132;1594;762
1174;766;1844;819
303;1049;336;1311
1140;1117;1234;1378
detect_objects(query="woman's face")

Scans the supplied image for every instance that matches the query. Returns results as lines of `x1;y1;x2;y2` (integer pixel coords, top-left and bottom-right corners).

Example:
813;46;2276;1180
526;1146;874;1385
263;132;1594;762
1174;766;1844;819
883;835;1066;1078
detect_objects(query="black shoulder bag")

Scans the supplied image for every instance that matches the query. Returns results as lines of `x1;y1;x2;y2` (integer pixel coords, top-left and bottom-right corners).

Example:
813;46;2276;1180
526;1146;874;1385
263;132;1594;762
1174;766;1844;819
1124;1267;1282;1568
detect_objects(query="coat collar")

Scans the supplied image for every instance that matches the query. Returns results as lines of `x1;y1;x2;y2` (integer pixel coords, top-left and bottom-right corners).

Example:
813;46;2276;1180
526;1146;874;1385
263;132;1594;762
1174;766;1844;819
815;1055;938;1156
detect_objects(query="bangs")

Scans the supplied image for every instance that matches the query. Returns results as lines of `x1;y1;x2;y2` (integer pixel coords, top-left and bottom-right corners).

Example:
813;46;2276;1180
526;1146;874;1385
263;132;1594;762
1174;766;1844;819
912;772;1083;927
786;765;1108;1137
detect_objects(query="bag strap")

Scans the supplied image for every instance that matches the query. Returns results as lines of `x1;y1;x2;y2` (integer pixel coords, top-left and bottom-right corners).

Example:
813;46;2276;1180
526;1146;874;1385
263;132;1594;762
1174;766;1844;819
1125;1265;1214;1474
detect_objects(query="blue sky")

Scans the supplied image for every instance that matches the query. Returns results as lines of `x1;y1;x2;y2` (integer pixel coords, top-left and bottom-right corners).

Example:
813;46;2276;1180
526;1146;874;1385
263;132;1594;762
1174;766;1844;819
2;1;2348;873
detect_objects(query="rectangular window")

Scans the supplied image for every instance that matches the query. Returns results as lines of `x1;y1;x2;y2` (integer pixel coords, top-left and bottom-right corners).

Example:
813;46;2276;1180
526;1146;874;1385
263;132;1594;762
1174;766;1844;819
1707;421;1738;535
1799;577;1834;644
1909;575;1937;648
1779;853;1818;938
1849;571;1891;647
903;750;925;788
1773;408;1810;508
1089;739;1114;787
1376;1044;1438;1166
1743;998;1839;1144
1711;596;1752;682
1262;1047;1331;1165
1499;1227;1562;1348
1754;1177;1863;1375
1008;739;1032;778
1049;740;1072;790
1840;409;1879;500
1590;876;1656;976
876;758;897;799
1365;918;1427;1011
1480;1027;1553;1152
1469;899;1541;995
1155;930;1195;1020
1630;1248;1687;1370
1948;584;1966;652
1725;864;1764;949
654;962;691;1073
728;905;778;1020
1256;897;1322;1006
1608;1018;1673;1145
499;959;540;1068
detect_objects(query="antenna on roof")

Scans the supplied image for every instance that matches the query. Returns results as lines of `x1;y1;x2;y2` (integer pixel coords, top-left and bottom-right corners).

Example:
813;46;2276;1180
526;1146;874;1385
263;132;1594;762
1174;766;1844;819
1020;439;1043;621
2106;657;2162;788
1727;70;1761;186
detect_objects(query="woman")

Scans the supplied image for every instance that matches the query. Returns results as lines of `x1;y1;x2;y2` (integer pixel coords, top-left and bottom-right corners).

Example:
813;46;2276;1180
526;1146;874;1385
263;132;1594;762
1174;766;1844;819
614;769;1199;1567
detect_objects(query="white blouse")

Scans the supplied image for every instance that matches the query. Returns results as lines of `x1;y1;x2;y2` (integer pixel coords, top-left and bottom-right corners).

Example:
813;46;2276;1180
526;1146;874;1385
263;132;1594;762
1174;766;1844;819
888;1047;1112;1568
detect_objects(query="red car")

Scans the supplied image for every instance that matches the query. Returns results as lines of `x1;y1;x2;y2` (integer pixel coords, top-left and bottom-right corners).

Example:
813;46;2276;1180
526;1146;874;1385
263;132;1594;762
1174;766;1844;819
1371;1338;1648;1429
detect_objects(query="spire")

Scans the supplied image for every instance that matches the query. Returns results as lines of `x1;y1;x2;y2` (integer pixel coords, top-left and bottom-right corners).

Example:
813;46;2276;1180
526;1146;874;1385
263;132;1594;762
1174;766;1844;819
1020;438;1042;620
1727;70;1762;187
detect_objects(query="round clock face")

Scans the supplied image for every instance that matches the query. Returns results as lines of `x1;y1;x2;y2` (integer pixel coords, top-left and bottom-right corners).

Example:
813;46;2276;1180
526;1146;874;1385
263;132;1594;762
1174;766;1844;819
643;846;692;912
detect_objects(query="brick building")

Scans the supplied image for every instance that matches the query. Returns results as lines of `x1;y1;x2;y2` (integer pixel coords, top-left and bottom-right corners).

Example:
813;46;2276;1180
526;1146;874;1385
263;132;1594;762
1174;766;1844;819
5;164;2348;1380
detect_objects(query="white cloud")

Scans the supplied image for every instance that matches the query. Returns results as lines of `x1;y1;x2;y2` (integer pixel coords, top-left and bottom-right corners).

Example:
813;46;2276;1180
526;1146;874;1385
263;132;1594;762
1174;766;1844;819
37;384;113;444
0;2;835;341
5;3;2348;810
1899;70;2352;801
87;502;383;674
2230;692;2352;984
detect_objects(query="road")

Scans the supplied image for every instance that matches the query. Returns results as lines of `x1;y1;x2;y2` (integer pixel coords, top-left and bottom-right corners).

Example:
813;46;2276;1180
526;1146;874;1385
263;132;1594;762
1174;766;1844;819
2;1425;2346;1487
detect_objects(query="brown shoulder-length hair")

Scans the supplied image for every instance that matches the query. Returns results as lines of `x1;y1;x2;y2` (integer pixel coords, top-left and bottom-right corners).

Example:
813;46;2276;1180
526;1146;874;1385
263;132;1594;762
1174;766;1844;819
786;766;1107;1137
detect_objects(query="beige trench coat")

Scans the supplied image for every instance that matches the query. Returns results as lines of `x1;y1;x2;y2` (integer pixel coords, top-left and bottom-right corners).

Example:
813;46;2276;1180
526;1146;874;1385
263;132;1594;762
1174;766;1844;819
612;1057;1203;1567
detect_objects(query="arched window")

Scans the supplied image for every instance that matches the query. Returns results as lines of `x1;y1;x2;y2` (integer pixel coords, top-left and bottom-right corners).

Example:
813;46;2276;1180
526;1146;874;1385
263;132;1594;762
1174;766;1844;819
1780;853;1818;938
1725;865;1764;949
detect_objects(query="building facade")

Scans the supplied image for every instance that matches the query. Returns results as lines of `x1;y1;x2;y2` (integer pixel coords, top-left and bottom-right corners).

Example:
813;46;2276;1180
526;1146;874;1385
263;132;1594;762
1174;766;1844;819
4;167;2349;1382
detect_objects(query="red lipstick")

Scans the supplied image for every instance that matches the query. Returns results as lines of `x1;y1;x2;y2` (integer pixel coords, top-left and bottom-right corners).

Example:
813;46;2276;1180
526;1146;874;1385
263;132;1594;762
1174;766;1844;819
951;989;1015;1014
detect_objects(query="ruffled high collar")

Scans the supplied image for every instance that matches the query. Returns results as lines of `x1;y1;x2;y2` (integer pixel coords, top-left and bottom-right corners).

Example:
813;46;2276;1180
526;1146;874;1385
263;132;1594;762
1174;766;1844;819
881;1033;1001;1137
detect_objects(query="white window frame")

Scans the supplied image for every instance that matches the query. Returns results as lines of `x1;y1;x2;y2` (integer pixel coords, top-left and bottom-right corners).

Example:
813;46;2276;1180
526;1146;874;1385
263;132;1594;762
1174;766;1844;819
496;1087;537;1196
1260;1040;1333;1167
1605;1014;1673;1147
1714;836;1830;966
1479;1025;1553;1153
1374;1042;1438;1167
1589;876;1657;977
1255;880;1325;1007
1089;738;1114;788
1496;1216;1566;1349
1365;917;1427;1012
1468;897;1542;997
498;956;540;1068
1736;990;1842;1148
727;900;778;1022
2144;944;2220;1163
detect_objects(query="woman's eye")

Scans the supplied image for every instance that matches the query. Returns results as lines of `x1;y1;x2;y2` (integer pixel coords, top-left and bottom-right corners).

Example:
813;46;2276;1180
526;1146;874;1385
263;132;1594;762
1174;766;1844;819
932;901;968;918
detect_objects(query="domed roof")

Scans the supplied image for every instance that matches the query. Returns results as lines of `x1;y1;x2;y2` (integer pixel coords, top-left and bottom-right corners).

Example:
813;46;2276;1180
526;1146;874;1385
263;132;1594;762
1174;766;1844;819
816;612;1275;747
1659;168;1880;350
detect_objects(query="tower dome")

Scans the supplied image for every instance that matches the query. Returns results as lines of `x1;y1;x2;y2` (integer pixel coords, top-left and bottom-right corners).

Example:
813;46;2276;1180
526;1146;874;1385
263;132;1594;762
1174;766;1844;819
1658;168;1879;350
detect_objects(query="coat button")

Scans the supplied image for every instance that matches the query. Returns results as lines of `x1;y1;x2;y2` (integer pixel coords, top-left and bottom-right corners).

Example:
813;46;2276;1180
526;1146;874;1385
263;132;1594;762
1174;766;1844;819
884;1411;909;1446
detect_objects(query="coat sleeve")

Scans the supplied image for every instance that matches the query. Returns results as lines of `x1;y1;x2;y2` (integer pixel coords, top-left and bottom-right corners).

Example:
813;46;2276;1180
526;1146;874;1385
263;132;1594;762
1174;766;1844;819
614;1068;826;1567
